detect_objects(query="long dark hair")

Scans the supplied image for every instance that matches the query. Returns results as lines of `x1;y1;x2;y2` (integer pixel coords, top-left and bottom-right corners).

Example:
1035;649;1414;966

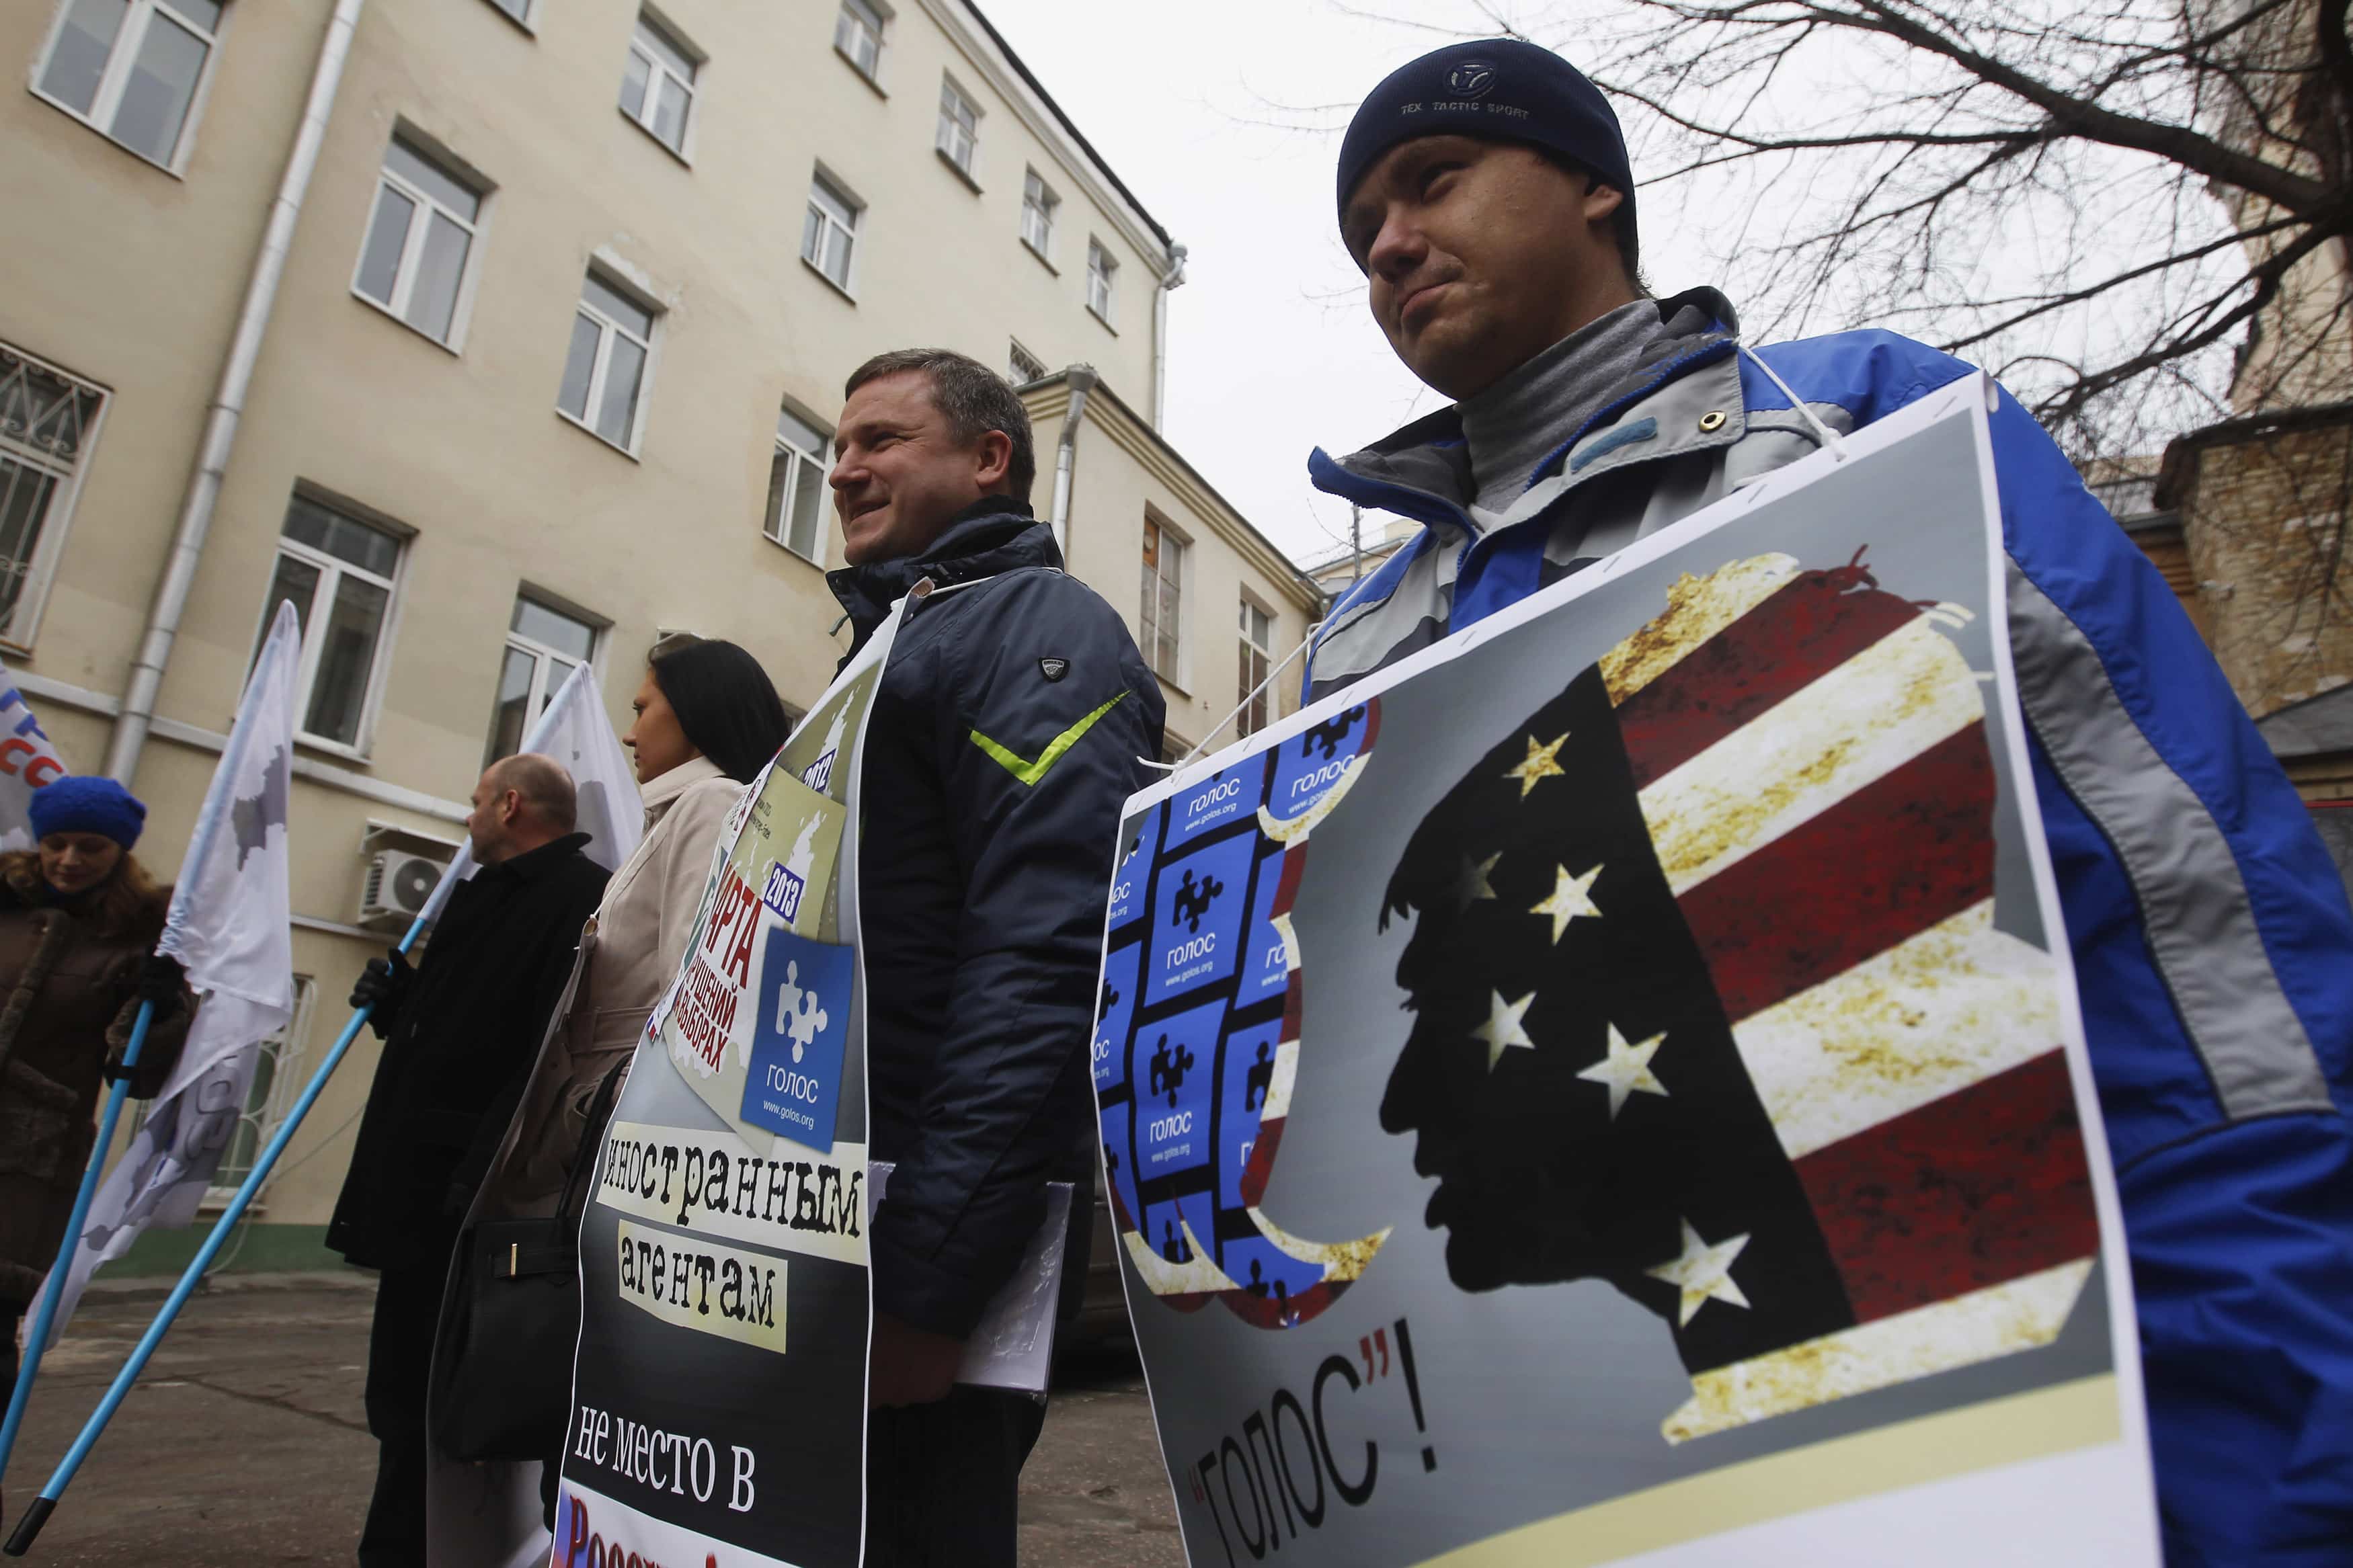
647;637;791;784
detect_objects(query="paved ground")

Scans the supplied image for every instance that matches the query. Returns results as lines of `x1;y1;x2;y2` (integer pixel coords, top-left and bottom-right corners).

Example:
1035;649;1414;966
2;1276;1183;1567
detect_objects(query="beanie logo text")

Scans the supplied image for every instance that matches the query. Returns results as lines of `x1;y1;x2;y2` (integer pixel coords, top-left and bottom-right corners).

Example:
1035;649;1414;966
1446;60;1498;99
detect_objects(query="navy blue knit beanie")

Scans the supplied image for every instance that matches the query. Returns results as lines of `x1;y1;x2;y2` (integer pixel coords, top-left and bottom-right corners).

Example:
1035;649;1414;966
29;775;147;850
1336;40;1634;229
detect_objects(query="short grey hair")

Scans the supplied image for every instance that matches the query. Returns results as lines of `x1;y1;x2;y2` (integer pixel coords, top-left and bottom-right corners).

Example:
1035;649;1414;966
844;347;1037;504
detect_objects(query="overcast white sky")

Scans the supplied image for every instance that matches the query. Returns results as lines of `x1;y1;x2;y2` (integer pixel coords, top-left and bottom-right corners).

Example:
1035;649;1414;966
973;0;1517;569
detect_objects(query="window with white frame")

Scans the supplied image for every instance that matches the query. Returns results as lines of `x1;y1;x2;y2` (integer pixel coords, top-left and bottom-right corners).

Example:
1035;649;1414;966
258;493;405;750
802;173;861;292
936;76;980;178
1237;599;1273;738
558;270;657;451
1141;514;1183;682
1008;341;1047;384
352;135;483;346
834;0;884;81
0;345;107;649
1021;169;1058;259
204;976;315;1203
618;11;698;156
765;406;832;565
1087;239;1118;322
35;0;224;169
485;594;598;766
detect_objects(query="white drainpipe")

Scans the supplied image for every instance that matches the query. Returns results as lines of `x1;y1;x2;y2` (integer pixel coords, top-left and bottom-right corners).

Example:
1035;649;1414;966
1151;242;1189;430
104;0;368;784
1047;364;1099;557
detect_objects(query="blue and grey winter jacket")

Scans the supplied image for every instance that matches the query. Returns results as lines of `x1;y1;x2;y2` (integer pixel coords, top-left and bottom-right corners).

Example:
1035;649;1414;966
1306;290;2353;1565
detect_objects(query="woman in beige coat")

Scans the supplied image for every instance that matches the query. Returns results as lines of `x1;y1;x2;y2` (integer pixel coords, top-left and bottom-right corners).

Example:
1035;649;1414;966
491;634;791;1205
428;638;788;1565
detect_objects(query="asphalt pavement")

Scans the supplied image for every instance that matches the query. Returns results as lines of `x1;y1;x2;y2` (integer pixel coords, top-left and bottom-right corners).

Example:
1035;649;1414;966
1;1274;1184;1567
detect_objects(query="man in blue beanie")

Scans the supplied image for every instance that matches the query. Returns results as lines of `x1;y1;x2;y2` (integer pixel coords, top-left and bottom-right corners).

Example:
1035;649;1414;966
1312;38;2353;1566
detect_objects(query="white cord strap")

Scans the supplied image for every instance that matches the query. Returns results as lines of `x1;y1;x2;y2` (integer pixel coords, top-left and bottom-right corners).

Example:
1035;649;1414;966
1140;620;1326;774
1739;345;1849;462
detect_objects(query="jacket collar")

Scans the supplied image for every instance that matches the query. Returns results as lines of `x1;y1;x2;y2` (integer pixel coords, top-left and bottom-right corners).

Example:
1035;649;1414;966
639;755;728;823
1312;287;1743;521
827;497;1061;653
479;831;592;884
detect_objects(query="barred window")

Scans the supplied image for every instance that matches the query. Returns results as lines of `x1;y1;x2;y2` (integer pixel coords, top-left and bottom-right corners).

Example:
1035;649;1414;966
0;346;108;647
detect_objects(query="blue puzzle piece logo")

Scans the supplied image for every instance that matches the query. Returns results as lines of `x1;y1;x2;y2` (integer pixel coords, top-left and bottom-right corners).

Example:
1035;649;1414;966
1095;942;1141;1094
1100;1098;1140;1230
1268;704;1371;826
1135;996;1223;1179
1219;1019;1282;1210
1244;843;1290;1003
1146;834;1255;1006
741;927;854;1153
1107;809;1157;929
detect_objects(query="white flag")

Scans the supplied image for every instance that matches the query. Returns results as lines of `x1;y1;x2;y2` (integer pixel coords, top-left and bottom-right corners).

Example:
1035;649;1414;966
0;657;72;851
416;661;645;924
42;602;301;1339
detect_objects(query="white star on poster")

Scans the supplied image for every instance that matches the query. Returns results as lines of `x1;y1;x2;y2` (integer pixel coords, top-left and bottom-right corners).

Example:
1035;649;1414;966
1577;1022;1667;1117
1473;989;1536;1071
1503;733;1569;798
1529;862;1603;942
1646;1219;1752;1327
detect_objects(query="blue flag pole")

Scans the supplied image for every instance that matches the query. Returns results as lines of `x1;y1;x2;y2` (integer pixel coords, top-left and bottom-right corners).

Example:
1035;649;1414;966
1;915;427;1557
0;1002;155;1487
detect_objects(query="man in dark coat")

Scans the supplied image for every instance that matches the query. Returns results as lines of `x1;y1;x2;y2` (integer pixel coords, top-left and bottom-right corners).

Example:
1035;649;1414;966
328;752;608;1568
827;348;1163;1565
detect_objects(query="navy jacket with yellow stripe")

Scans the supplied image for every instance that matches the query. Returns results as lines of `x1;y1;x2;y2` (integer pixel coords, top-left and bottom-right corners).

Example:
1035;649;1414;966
830;499;1164;1338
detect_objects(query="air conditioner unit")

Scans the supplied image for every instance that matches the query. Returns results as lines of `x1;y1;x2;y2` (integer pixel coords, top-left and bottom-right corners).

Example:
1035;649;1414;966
358;849;444;931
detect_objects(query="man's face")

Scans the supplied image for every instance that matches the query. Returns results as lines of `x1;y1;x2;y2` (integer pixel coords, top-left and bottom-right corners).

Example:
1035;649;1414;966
465;768;519;864
829;372;1010;567
1341;136;1631;401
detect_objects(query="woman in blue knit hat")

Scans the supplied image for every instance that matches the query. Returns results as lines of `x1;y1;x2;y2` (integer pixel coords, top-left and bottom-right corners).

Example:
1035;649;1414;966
0;775;192;1401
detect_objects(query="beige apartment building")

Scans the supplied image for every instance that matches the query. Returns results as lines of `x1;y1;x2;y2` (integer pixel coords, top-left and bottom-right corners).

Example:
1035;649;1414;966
1;0;1316;1272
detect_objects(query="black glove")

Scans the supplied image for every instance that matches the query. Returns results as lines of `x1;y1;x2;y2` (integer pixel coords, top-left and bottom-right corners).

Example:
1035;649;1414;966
101;1042;138;1085
135;953;188;1018
351;949;415;1038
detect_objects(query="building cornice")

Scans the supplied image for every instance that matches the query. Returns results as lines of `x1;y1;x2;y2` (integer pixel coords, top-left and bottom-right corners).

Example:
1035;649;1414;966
924;0;1176;277
2155;398;2353;507
1025;374;1317;612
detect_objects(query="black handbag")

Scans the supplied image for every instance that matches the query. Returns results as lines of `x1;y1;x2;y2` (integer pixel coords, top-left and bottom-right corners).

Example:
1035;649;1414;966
428;1062;626;1463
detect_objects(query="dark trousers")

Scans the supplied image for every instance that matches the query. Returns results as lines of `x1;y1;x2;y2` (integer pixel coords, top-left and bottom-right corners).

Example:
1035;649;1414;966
360;1262;449;1568
864;1387;1046;1567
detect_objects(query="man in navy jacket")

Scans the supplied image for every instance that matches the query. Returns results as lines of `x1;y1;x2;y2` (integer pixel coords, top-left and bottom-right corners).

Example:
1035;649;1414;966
1313;38;2353;1564
826;347;1164;1565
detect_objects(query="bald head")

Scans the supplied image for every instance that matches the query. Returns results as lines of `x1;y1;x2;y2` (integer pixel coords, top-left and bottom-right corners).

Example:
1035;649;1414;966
465;752;580;864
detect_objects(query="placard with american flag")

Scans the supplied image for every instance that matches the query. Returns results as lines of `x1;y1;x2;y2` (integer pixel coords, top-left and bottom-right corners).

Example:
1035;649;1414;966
1096;375;2159;1566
